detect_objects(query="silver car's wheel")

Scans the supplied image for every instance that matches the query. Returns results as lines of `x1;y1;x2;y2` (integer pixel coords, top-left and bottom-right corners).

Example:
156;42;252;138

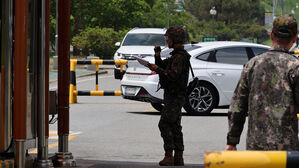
184;82;218;115
189;87;213;112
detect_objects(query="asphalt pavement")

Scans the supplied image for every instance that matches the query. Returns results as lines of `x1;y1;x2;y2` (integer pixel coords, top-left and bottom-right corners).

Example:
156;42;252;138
75;159;204;168
46;69;245;168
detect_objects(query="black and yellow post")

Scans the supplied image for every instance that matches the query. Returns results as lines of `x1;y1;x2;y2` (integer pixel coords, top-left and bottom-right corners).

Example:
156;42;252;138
205;151;299;168
289;51;299;55
69;59;77;104
69;59;127;104
95;64;99;91
75;90;122;96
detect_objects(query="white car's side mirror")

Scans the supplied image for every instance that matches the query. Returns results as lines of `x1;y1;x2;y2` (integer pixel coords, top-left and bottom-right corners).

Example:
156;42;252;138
115;42;121;47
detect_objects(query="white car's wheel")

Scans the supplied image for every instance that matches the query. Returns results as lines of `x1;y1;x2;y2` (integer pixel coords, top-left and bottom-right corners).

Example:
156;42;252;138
184;82;218;115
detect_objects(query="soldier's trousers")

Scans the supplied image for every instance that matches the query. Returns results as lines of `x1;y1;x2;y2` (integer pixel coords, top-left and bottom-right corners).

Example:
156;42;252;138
159;92;184;151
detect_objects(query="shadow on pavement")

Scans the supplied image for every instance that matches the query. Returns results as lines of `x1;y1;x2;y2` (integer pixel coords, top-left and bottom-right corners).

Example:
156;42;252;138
128;111;227;117
76;159;204;168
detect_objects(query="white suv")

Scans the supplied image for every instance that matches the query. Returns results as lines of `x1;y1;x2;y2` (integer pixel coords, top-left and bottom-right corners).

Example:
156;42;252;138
113;28;167;79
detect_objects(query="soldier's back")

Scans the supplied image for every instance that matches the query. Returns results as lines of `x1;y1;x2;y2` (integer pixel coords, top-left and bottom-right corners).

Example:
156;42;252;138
245;50;299;150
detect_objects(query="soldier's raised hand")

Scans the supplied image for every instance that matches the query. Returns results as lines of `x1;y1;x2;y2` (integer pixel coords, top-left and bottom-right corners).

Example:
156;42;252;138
225;145;237;151
154;46;161;56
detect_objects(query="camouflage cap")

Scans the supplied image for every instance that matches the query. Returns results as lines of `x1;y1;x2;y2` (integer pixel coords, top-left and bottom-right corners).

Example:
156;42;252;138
272;14;297;38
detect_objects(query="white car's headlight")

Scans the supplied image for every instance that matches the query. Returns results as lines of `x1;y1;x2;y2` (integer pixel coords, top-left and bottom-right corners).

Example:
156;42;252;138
116;52;124;59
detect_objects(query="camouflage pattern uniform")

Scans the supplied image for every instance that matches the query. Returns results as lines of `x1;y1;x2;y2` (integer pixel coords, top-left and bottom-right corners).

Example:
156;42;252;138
155;46;190;151
227;15;299;150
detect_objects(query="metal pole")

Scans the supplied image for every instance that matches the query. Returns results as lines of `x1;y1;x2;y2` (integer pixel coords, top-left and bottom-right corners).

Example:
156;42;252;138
212;15;214;37
54;0;76;166
0;0;13;153
45;0;50;153
39;0;46;160
167;0;170;28
14;0;28;167
15;140;26;168
55;0;58;56
273;0;277;20
58;0;70;151
281;0;284;15
36;0;52;167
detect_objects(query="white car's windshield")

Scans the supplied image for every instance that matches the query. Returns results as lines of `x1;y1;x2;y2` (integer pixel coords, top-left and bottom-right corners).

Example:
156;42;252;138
122;33;166;46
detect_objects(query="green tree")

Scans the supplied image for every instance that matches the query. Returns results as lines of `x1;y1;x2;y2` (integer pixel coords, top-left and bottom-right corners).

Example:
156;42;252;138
72;27;121;59
85;0;151;30
183;0;268;41
184;0;264;24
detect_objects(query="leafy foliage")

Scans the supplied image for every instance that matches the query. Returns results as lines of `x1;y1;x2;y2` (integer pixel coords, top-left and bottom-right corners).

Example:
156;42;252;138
184;0;264;24
72;27;121;59
50;0;272;58
184;0;269;41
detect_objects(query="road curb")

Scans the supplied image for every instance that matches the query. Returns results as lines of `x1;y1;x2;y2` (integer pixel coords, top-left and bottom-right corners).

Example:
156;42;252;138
49;70;108;83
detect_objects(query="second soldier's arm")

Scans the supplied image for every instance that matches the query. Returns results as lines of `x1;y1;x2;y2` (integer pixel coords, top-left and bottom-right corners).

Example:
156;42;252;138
226;64;250;148
290;65;299;113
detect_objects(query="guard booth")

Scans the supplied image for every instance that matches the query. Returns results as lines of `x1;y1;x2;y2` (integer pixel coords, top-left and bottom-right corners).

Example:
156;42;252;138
0;0;54;167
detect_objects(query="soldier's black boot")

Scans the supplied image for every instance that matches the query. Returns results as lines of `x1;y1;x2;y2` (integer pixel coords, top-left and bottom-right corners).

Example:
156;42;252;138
159;150;174;166
174;150;184;166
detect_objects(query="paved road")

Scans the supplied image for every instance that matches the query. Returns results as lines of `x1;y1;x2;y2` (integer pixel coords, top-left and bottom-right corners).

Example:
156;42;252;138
47;69;248;167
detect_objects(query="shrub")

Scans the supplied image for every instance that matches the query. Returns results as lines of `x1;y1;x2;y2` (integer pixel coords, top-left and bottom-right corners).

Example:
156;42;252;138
72;27;121;59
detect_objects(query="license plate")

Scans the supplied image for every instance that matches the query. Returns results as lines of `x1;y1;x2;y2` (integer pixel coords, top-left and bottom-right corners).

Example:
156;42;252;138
127;74;144;81
125;87;136;96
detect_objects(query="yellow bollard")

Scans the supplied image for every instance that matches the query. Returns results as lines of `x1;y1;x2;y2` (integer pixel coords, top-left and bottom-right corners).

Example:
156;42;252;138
114;90;122;96
297;114;299;121
95;64;99;91
205;151;286;168
114;59;128;66
69;84;74;104
73;86;78;103
90;90;104;96
91;59;103;65
69;60;77;104
120;65;123;73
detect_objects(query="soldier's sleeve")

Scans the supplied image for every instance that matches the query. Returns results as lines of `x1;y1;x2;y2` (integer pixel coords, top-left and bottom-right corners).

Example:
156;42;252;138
155;54;169;69
227;64;249;145
289;64;299;110
155;53;185;81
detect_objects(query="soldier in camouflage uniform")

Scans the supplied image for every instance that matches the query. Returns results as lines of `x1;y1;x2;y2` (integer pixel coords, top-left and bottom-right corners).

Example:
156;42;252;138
148;27;190;166
226;14;299;151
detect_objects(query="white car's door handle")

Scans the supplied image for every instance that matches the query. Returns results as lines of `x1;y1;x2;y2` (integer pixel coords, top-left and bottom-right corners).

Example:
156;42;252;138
212;72;224;76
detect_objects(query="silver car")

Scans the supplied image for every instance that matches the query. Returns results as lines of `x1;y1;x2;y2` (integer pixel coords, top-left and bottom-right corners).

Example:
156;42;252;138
121;41;270;115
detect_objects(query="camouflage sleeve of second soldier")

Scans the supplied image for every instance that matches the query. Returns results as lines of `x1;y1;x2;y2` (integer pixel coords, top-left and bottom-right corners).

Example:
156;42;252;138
227;64;250;145
290;64;299;111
